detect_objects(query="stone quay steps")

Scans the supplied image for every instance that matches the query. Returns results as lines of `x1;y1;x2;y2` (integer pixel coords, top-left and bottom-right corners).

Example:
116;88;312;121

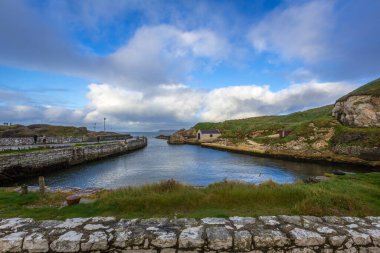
0;216;379;252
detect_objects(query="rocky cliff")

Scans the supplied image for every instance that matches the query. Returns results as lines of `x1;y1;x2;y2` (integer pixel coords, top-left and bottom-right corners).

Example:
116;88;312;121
332;95;380;127
332;78;380;127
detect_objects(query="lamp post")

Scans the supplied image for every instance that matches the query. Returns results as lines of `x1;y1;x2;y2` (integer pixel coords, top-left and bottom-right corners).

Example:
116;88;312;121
103;117;106;132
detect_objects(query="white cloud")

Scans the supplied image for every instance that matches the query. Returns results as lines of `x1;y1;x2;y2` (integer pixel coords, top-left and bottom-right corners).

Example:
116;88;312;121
201;81;353;122
249;1;333;62
82;81;353;128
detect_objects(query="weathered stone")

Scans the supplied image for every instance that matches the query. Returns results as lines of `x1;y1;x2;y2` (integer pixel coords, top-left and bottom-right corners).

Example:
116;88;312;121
50;231;83;252
323;216;344;224
258;216;280;226
91;216;116;223
367;247;380;253
316;226;336;234
0;232;26;252
23;232;49;253
206;226;233;250
343;217;366;224
288;248;316;253
161;249;176;253
0;218;33;230
39;220;63;229
81;231;108;251
289;228;325;246
329;235;347;247
362;229;380;246
229;217;256;229
173;218;198;227
332;95;380;127
83;224;109;230
151;231;177;248
278;215;302;226
122;250;157;253
201;218;228;225
179;226;204;249
302;216;323;223
347;230;372;245
336;248;358;253
140;218;169;227
113;230;134;248
234;230;252;251
55;218;90;229
253;229;289;247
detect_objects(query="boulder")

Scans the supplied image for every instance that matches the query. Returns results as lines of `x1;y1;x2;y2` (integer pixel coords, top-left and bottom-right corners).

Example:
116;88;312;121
332;95;380;127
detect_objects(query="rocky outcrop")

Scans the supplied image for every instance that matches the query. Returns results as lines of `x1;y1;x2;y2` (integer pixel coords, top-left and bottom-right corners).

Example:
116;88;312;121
332;95;380;127
167;134;186;144
168;129;196;145
0;216;379;252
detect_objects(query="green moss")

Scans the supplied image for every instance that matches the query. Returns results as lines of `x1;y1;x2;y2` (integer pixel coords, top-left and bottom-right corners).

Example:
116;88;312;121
1;173;379;219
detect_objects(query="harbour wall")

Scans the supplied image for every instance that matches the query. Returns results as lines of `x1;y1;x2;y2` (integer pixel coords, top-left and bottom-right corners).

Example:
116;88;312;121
0;134;132;146
0;138;147;185
0;215;379;252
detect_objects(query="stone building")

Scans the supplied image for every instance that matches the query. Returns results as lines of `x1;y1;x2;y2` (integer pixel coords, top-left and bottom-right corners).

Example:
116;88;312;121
196;129;221;141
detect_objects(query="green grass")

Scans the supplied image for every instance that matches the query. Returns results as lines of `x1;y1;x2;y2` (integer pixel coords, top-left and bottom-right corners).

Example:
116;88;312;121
194;105;336;144
0;148;50;155
337;77;380;101
1;173;380;220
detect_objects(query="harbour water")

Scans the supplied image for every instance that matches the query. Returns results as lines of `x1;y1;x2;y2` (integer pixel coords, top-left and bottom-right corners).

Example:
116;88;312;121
21;132;373;188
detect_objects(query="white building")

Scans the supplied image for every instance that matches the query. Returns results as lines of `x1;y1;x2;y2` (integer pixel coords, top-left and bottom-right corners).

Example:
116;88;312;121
196;129;221;142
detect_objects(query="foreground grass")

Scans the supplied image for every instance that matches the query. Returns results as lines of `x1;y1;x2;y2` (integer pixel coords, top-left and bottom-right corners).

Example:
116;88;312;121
0;173;379;220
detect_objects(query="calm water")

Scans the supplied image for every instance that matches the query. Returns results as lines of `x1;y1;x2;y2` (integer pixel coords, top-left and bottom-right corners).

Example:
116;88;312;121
22;132;373;188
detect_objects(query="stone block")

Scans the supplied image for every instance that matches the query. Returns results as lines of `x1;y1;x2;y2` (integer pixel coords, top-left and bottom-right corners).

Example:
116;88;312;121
50;231;83;252
178;226;204;249
289;228;325;246
206;226;233;250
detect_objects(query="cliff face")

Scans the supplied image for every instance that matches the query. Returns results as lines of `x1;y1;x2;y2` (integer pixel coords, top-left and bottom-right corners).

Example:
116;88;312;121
332;95;380;127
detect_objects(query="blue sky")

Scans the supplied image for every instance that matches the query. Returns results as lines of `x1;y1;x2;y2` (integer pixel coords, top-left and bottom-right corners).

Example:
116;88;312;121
0;0;379;131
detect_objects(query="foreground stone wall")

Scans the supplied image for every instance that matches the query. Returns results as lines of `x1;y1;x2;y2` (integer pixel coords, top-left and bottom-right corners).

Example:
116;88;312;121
0;138;147;185
0;216;379;253
332;95;380;127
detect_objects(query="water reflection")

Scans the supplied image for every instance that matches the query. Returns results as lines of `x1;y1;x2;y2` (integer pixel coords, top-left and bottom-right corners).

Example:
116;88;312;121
21;132;374;188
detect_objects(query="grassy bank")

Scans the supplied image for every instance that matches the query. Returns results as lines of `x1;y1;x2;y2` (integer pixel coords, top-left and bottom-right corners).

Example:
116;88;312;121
0;173;379;220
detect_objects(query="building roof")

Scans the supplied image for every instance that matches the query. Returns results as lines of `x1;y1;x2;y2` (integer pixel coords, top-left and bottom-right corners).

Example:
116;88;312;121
198;129;220;134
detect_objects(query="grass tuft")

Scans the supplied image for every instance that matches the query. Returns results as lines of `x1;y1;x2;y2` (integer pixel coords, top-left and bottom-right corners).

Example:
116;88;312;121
0;173;379;220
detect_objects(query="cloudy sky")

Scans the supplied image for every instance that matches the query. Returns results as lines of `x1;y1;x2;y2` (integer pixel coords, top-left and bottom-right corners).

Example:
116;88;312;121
0;0;379;131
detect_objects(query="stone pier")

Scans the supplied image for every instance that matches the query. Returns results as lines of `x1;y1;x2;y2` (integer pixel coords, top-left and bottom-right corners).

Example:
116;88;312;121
0;138;147;185
0;216;379;252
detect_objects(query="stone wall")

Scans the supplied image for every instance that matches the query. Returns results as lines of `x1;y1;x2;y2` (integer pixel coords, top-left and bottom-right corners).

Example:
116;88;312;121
332;95;380;127
0;137;85;146
0;135;133;146
0;215;379;252
0;138;147;185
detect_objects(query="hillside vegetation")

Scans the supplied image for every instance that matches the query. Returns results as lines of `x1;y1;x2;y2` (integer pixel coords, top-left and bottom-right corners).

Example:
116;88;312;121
0;173;379;219
337;77;380;101
194;105;380;148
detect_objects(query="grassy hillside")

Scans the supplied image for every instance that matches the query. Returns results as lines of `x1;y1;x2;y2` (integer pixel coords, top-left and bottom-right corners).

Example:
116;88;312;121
194;105;380;147
337;77;380;101
0;124;88;137
194;105;335;141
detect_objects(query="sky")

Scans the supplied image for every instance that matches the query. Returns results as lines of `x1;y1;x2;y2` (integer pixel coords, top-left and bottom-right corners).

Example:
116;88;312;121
0;0;379;131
